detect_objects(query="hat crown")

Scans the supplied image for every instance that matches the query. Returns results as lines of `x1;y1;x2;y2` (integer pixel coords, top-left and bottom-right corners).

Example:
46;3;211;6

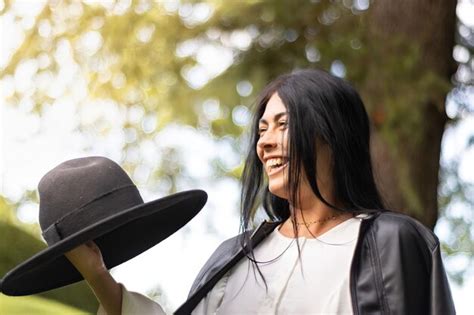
38;157;142;243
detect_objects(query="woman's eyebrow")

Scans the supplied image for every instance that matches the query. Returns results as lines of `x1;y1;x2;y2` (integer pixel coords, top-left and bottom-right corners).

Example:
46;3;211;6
259;112;288;124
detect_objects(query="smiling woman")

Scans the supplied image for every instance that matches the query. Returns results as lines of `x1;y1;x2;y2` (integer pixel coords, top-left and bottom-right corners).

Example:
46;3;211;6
41;69;455;314
241;69;384;238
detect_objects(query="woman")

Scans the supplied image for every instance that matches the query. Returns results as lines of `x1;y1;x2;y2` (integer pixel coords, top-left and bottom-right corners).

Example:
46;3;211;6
66;69;455;314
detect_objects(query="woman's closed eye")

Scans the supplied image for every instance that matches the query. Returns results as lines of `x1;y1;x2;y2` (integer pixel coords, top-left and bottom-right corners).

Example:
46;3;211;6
258;121;287;137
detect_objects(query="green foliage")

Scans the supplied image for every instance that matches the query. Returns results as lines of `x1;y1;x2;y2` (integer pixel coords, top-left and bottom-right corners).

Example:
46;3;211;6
0;199;98;313
0;293;88;315
1;0;366;136
0;221;45;276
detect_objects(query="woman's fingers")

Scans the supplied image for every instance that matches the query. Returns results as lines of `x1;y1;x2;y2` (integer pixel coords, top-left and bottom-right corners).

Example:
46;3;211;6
65;241;107;280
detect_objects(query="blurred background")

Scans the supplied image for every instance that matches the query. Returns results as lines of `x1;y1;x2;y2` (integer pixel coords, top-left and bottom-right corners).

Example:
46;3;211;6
1;0;473;313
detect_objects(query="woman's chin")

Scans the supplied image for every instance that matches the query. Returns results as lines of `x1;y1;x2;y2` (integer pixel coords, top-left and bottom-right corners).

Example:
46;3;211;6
268;184;288;200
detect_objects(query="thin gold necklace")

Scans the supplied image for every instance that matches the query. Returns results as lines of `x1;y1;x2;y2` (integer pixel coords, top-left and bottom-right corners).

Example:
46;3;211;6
291;212;342;227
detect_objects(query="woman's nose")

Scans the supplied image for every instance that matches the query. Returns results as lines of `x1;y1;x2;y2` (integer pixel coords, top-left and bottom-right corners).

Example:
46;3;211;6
258;130;278;150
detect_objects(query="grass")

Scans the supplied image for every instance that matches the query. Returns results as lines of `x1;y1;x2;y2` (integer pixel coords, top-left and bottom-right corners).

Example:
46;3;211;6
0;294;91;315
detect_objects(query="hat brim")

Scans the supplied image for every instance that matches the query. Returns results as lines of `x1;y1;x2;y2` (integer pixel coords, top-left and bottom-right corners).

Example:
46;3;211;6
1;189;207;296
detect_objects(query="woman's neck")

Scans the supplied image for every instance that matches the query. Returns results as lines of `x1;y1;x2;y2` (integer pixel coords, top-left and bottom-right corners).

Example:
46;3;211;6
278;198;353;238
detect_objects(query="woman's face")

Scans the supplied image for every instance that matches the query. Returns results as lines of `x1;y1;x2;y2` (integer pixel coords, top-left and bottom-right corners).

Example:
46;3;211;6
256;93;290;198
256;93;335;204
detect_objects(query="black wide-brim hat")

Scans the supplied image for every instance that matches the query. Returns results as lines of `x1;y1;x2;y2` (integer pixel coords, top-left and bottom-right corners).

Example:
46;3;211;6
0;156;207;296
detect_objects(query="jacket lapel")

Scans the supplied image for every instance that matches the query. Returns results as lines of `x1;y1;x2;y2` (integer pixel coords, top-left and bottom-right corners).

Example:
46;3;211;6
174;221;280;314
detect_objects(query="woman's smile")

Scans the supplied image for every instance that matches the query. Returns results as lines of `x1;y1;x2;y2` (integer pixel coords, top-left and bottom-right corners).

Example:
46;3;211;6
265;156;289;176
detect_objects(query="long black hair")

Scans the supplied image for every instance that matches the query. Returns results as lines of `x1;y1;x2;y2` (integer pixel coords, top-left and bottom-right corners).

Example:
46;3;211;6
240;68;385;238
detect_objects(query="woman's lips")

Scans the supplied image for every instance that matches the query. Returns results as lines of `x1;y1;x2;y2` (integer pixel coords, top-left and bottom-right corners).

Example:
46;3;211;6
267;161;288;176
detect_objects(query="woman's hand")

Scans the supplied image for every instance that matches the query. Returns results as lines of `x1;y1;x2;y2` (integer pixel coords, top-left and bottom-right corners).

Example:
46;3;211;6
65;241;107;282
65;241;122;315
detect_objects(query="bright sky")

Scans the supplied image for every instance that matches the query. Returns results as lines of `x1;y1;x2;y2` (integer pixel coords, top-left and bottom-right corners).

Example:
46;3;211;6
1;0;473;313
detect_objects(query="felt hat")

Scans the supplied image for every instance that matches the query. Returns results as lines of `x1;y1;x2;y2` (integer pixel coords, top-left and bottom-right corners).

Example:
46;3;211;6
0;156;207;296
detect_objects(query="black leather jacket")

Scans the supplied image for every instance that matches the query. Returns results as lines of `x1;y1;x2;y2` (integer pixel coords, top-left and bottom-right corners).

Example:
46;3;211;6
175;212;455;314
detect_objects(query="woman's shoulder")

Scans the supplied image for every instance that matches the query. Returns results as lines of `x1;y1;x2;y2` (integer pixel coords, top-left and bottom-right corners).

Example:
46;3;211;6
367;211;440;251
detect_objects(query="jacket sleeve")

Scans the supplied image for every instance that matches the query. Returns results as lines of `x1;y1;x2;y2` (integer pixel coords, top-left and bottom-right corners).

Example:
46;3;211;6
407;216;455;314
429;237;456;315
368;213;455;315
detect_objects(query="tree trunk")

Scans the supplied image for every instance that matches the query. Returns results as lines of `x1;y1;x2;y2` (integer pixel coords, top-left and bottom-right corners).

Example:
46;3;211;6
362;0;458;229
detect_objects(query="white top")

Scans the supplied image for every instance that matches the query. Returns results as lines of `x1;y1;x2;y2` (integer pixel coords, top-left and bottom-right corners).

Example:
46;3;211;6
217;217;361;314
98;217;362;315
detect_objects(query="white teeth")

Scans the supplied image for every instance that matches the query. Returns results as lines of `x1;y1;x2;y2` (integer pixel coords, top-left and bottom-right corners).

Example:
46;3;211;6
266;157;287;168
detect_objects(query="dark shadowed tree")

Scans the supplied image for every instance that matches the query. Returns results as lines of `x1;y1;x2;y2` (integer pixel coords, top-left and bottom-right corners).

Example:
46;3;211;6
361;0;458;228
